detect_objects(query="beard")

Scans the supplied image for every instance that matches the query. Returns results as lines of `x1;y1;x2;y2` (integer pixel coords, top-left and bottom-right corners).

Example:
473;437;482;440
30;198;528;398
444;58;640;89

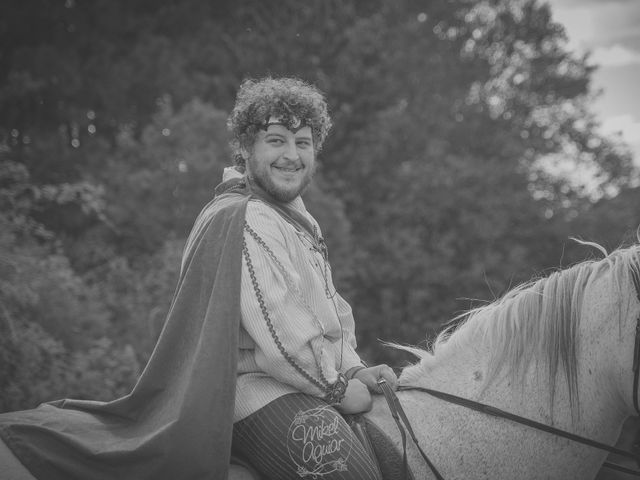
246;157;315;203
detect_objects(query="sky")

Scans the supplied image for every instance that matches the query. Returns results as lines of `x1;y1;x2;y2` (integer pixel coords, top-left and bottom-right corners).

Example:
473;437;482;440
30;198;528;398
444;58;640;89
544;0;640;165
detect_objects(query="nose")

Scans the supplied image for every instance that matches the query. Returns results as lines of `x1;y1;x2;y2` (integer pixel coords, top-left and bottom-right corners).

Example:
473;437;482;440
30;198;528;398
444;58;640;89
283;139;300;160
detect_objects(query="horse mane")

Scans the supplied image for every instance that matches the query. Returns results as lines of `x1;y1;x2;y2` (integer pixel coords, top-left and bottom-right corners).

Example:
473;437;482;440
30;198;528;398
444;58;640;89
397;240;640;413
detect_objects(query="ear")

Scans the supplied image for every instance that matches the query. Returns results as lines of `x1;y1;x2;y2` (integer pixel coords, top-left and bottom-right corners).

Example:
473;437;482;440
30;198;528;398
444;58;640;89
239;146;249;161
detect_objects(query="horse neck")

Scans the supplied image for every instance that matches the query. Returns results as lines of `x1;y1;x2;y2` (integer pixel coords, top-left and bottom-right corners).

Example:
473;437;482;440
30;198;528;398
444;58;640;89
367;303;634;479
426;334;628;439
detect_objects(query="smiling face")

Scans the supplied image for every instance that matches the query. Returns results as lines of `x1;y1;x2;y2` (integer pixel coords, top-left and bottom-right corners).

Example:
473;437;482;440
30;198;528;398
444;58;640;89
244;119;316;202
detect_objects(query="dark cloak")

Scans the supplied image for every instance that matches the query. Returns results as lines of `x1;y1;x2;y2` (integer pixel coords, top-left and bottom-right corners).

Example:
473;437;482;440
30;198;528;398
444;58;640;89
0;187;250;480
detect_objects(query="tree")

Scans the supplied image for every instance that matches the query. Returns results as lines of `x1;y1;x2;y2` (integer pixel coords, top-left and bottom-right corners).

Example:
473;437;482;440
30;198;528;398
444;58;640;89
1;0;637;410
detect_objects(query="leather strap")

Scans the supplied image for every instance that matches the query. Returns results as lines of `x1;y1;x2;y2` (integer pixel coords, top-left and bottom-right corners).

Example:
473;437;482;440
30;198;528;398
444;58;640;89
378;379;444;480
398;385;640;476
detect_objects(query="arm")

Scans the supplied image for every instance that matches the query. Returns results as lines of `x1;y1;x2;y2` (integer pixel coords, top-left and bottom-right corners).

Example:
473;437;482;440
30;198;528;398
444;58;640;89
310;239;396;393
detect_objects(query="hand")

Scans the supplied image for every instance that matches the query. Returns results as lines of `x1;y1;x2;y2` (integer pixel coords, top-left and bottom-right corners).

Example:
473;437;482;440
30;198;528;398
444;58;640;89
352;364;398;393
334;379;372;414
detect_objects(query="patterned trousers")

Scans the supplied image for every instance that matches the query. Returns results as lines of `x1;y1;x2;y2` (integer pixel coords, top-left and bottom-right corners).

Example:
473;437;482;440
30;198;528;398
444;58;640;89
232;393;381;479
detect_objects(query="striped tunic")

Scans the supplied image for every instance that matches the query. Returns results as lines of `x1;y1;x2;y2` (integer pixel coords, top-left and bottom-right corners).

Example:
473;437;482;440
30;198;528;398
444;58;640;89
234;197;362;422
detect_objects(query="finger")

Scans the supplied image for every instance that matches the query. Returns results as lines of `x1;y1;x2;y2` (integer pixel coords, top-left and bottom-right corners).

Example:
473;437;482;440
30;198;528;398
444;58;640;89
373;371;392;392
380;367;398;389
371;377;385;393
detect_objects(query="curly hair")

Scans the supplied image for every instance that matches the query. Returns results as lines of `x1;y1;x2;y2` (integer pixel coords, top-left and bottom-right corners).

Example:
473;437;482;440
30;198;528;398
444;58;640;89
227;77;332;168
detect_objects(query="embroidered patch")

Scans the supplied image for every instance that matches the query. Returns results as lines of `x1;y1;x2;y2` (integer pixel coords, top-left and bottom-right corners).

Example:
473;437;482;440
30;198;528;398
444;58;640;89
286;406;352;477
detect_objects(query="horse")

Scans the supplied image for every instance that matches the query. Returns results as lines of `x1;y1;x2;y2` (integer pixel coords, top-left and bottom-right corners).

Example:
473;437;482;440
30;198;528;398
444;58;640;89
3;241;640;479
367;240;640;479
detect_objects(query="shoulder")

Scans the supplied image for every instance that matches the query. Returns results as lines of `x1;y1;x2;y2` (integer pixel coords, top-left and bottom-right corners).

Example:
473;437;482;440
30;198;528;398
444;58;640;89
186;194;248;248
195;193;249;228
244;200;299;251
245;199;287;227
181;193;249;271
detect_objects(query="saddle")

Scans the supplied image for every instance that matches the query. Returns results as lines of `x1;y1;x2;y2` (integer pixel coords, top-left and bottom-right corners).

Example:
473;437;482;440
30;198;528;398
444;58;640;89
346;413;415;480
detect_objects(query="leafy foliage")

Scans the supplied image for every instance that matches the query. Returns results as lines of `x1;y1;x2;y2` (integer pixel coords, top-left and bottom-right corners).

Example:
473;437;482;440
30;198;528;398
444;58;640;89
1;1;639;421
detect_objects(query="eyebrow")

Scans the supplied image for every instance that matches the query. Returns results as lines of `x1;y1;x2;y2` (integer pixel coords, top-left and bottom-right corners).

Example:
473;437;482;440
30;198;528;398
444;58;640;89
264;127;313;141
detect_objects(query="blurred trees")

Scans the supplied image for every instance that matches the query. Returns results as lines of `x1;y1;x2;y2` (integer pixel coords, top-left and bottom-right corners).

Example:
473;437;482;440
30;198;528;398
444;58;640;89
1;0;639;411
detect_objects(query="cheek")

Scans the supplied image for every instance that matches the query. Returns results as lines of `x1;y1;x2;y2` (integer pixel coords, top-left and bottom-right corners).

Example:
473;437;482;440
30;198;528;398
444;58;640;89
301;150;315;163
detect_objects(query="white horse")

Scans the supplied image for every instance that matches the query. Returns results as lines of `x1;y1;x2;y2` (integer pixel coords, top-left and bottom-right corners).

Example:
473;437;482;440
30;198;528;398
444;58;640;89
3;242;640;479
364;241;640;479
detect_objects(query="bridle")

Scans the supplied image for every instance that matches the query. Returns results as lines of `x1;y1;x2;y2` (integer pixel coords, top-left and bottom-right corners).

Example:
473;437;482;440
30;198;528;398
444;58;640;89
379;264;640;479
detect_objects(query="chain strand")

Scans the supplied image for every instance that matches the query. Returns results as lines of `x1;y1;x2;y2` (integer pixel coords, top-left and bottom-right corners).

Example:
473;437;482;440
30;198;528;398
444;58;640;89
242;224;331;393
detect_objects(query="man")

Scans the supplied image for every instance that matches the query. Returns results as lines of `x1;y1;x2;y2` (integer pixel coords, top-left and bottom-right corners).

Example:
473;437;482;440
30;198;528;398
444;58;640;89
0;77;395;480
223;77;397;479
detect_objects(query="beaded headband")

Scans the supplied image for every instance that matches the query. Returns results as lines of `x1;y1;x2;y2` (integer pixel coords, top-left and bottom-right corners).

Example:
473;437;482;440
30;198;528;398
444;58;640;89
257;115;308;133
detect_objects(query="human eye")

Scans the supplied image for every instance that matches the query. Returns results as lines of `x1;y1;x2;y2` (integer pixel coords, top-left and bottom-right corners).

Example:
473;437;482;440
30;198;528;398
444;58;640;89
296;139;312;149
266;136;285;145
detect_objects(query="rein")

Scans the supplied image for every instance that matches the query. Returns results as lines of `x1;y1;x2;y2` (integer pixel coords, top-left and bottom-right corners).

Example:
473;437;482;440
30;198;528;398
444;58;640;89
378;379;443;480
377;264;640;479
391;384;640;477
